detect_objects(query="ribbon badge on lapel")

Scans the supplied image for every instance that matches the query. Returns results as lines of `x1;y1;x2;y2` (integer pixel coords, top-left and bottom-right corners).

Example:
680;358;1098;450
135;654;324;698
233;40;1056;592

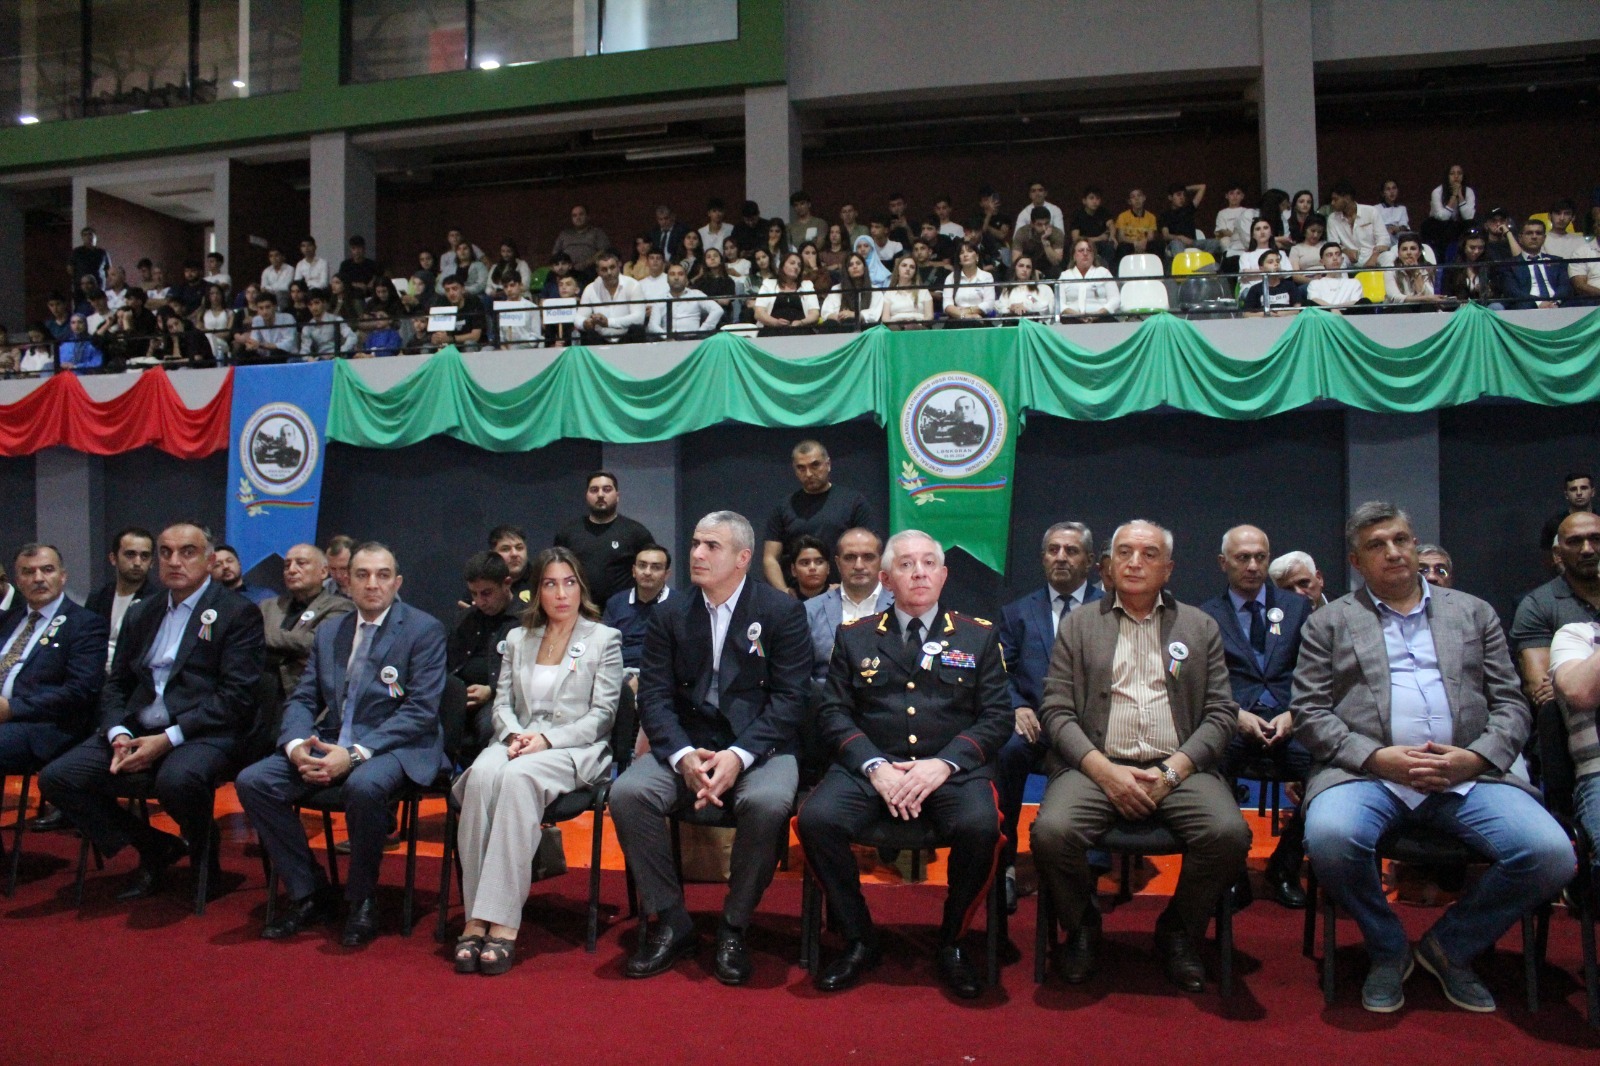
568;641;585;672
920;640;942;671
39;614;66;647
380;664;404;698
1167;640;1188;678
1266;606;1283;636
299;608;316;626
198;609;217;641
747;622;765;658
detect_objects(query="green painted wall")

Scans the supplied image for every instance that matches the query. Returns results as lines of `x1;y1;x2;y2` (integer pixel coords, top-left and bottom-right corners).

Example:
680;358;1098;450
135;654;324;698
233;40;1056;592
0;0;783;174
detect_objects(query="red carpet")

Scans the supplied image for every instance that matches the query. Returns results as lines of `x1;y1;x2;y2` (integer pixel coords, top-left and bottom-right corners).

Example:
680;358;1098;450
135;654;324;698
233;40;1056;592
2;808;1597;1066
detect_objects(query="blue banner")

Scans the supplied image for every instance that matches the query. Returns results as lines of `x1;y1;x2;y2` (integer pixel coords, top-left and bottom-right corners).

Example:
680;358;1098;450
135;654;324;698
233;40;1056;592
226;360;335;572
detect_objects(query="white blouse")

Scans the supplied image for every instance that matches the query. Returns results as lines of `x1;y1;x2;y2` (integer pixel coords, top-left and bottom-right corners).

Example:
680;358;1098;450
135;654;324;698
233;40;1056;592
943;269;996;314
1057;266;1120;315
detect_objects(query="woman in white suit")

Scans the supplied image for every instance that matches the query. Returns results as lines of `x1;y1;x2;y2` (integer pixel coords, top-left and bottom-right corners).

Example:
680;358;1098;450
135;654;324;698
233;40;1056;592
452;546;623;975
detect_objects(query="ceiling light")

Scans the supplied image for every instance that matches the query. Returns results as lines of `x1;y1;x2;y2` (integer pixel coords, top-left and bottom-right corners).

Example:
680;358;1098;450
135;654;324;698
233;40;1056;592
478;59;501;70
18;114;38;125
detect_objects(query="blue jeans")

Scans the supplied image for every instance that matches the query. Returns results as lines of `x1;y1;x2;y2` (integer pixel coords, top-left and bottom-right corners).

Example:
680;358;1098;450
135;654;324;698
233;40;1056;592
1576;773;1600;872
1304;779;1574;965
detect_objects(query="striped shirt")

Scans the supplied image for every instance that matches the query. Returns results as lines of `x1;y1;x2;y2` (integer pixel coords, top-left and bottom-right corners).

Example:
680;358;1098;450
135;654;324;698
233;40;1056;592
1549;622;1600;778
1104;596;1182;762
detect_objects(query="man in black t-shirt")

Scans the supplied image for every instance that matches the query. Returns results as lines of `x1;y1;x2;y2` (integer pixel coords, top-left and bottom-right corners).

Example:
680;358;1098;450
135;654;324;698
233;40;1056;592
553;470;656;606
762;440;876;593
1539;470;1594;571
336;235;381;298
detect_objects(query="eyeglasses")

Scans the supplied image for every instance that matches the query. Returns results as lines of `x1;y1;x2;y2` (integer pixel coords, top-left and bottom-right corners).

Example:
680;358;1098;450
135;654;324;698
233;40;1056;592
1419;564;1451;577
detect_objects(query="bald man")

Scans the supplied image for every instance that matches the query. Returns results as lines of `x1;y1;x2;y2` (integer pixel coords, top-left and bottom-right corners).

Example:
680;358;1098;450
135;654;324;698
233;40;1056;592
259;544;355;700
1199;526;1313;908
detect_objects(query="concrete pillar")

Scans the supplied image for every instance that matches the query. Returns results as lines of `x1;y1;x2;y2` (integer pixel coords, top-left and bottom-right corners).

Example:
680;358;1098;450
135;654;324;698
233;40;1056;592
211;159;232;269
744;85;802;222
0;189;24;336
309;132;377;263
1257;0;1319;199
35;448;104;601
1345;409;1439;584
602;440;679;583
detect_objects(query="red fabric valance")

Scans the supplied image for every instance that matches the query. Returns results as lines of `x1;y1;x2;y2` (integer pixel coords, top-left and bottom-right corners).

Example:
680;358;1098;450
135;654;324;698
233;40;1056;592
0;368;232;459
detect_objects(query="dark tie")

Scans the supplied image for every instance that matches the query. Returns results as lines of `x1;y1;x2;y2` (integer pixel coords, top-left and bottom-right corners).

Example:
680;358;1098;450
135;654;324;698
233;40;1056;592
0;612;41;678
905;616;924;648
1245;600;1267;656
338;622;373;747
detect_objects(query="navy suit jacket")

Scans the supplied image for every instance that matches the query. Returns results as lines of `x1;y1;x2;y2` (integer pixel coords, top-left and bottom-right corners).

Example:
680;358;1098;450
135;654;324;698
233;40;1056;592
280;600;448;786
1197;582;1311;713
1;598;110;736
1496;253;1574;308
998;583;1104;710
638;579;811;766
643;222;690;261
100;581;265;747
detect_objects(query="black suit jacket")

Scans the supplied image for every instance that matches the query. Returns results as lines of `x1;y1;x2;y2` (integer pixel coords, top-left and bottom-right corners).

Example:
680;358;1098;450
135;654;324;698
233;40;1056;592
1;598;110;736
643;222;689;261
84;575;160;622
99;581;265;749
638;579;811;766
1197;583;1311;713
1495;253;1574;309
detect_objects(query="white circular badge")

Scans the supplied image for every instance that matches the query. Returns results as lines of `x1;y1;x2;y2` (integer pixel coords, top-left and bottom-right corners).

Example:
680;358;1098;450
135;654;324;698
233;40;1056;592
569;642;586;658
921;641;942;656
200;609;217;625
300;609;317;623
379;665;399;684
497;639;507;656
51;615;66;627
1266;607;1284;624
1167;641;1189;661
746;623;762;643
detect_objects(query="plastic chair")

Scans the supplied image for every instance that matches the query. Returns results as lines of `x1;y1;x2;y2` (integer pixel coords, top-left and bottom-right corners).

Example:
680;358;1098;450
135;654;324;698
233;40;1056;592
1119;280;1170;314
1171;249;1216;276
1117;254;1164;279
1176;277;1239;318
1355;271;1386;303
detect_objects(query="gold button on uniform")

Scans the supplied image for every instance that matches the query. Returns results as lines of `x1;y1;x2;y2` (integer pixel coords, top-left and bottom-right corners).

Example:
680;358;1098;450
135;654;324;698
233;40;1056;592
907;706;916;715
906;681;915;690
908;734;918;744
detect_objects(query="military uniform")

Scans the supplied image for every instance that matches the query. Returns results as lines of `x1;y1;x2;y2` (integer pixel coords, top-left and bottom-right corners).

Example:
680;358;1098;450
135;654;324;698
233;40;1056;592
797;606;1012;945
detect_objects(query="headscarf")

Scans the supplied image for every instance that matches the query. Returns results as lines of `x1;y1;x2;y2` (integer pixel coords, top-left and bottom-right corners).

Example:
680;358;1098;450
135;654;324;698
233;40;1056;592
853;235;890;287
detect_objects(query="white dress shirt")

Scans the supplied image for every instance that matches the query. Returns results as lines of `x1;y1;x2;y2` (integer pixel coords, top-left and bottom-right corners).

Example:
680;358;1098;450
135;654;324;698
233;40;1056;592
578;275;648;336
669;578;755;771
293;256;328;290
841;583;884;625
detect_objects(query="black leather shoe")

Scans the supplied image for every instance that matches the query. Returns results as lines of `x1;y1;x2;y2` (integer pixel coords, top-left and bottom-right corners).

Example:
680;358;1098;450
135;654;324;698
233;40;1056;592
340;897;380;946
1057;923;1100;984
262;888;340;940
29;807;66;832
115;833;188;901
1229;869;1254;913
625;923;697;978
713;927;753;986
815;939;881;992
936;944;984;1000
1154;929;1206;993
1003;870;1018;915
1264;864;1307;909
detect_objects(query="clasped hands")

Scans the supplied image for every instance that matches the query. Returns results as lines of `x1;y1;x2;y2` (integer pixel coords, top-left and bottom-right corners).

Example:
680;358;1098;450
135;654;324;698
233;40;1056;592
870;759;952;821
108;732;174;775
288;736;354;786
679;748;745;810
1238;709;1292;747
506;731;550;759
1366;742;1490;793
1086;752;1181;820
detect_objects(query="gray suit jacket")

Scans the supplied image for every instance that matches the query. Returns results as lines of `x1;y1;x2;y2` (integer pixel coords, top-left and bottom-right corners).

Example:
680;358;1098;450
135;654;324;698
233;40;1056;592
260;589;355;697
804;585;894;681
491;618;623;786
1039;590;1238;776
1290;584;1534;806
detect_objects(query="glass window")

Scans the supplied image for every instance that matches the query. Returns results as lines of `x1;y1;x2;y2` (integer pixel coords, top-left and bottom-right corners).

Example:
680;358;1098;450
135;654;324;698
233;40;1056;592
0;0;82;125
473;0;592;68
600;0;736;54
241;0;301;97
347;0;467;84
88;0;190;116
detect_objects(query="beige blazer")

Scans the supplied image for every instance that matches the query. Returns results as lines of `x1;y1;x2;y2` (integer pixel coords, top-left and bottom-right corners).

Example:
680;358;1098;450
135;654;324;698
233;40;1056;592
260;589;355;697
491;617;623;785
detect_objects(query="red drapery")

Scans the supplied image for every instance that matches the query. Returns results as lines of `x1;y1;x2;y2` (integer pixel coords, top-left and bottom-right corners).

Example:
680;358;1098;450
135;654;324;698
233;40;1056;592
0;368;232;459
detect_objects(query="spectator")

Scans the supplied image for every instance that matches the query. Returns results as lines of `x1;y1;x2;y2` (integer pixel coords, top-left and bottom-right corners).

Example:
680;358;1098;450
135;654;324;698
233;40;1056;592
1071;186;1117;266
487;240;531;298
147;267;171;303
1057;239;1119;320
1114;188;1160;260
438;229;486;278
1384;233;1448;310
300;289;357;358
1001;255;1055;320
917;218;957;268
539;253;575;299
678;229;703;278
943;242;996;323
67;227;109;288
885;192;915;249
154;310;213;368
789;190;822;247
1260;188;1294;249
169;261;207;316
293;237;328;291
57;313;102;370
747;248;777;290
493;276;540;349
1304;242;1371;311
1289;216;1328;283
818;224;849;275
103;265;129;311
413;249;439;296
16;325;52;373
1285;189;1318;244
203;252;231;293
697;197;733;257
1160;181;1221;260
326;273;361;324
542;274;582;349
1438;229;1500;307
636;248;671;334
42;293;71;343
798;242;832;297
656;262;723;339
819;253;883;333
645;204;687;262
763;218;793;263
1482;208;1522;262
838;201;868;244
692;247;736;318
1241;249;1303;316
430;276;485;350
234;292;299;363
1012;206;1066;279
933;195;965;240
851;235;891;288
1497;219;1573;309
785;534;832;602
436;241;489;298
1213;181;1258;259
133;258;153;286
364;277;407;330
1326;179;1391;269
1377;180;1411;242
909;238;948;289
356;310;404;358
880;254;933;328
1424;164;1477;254
732;199;767;253
261;248;293;307
551;205;610;281
578;250;647;343
1238;218;1281;291
753;251;819;335
1015;180;1065;235
721;236;750;281
866;217;901;268
197;283;233;362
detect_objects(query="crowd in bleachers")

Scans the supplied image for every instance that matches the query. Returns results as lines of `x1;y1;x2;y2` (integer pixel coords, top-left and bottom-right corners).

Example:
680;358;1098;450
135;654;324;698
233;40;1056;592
6;172;1599;376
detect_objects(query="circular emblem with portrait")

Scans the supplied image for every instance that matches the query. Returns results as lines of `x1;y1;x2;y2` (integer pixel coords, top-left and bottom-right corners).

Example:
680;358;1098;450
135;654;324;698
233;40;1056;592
900;372;1008;479
240;402;319;496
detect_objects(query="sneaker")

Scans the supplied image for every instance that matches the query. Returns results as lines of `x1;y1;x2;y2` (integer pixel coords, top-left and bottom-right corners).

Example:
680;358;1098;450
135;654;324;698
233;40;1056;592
1360;950;1414;1013
1416;933;1496;1013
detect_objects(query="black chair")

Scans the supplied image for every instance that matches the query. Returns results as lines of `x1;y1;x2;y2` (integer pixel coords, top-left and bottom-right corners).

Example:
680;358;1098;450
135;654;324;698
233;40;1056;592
1302;826;1543;1010
800;819;1006;986
434;682;638;952
1234;752;1295;836
1034;819;1238;995
264;676;470;937
2;769;44;896
1535;700;1599;1028
73;770;228;916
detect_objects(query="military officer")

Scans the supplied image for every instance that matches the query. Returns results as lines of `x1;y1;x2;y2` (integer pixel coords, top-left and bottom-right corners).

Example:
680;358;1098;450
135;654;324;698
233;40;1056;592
797;530;1012;999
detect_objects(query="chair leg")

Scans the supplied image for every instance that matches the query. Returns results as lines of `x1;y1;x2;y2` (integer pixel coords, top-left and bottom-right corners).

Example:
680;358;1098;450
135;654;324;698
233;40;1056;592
1115;852;1133;905
265;861;279;927
670;817;682;882
74;835;90;907
7;773;32;897
985;869;1002;988
1321;890;1337;1008
586;804;605;953
1301;864;1319;959
192;822;213;917
1580;870;1599;1029
320;810;340;890
1521;909;1539;1012
402;792;421;937
1215;890;1234;997
910;848;925;883
1270;780;1282;836
800;866;819;974
435;806;456;944
1034;887;1054;984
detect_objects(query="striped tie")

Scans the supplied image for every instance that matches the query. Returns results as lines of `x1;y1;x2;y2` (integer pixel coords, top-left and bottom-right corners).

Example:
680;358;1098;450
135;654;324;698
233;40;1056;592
0;612;41;679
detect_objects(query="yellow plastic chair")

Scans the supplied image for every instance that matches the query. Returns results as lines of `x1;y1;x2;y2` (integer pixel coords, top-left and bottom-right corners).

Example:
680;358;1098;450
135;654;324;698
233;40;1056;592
1356;271;1386;303
1171;248;1216;276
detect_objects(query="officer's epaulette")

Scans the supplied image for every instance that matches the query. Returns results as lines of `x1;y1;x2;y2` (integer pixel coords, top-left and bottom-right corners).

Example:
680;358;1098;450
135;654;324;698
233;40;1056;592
946;611;994;629
841;615;870;627
875;612;890;633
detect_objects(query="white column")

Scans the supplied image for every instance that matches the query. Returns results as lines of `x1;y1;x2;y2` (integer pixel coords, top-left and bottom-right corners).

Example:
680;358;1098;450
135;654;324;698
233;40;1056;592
309;131;378;261
36;448;104;600
1257;0;1318;199
744;85;802;221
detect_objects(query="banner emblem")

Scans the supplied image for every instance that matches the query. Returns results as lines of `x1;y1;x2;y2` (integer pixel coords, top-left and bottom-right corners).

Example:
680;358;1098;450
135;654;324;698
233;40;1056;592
901;372;1007;479
241;402;320;497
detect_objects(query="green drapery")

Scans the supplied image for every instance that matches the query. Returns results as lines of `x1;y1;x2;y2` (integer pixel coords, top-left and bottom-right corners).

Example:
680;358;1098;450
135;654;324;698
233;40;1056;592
328;304;1600;451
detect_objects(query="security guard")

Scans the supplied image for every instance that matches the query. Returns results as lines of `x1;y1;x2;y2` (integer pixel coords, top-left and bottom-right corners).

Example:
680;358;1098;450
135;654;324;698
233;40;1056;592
797;530;1012;999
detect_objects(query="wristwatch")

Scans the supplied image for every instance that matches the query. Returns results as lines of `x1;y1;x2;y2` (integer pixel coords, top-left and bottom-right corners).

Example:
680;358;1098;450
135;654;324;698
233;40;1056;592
348;748;367;771
1156;761;1180;788
862;757;888;778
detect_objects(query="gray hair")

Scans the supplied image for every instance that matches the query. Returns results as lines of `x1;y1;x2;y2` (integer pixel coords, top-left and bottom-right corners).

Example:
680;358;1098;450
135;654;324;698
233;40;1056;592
1219;524;1268;555
1041;521;1095;559
1268;550;1317;583
15;543;63;566
882;529;945;571
1344;500;1411;554
286;543;328;567
695;510;754;554
1110;519;1174;557
1417;543;1453;569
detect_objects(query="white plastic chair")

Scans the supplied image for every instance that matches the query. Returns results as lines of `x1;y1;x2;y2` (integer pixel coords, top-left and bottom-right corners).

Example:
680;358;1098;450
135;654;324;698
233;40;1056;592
1119;280;1170;313
1117;253;1164;279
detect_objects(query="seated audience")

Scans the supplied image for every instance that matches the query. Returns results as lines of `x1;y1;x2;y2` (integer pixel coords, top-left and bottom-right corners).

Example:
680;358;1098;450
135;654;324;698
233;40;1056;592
1242;249;1303;315
1288;217;1328;284
1304;243;1371;311
880;254;933;328
752;252;820;336
1001;255;1055;320
235;292;299;363
1012;207;1066;280
448;551;521;733
260;544;353;702
653;263;723;339
1438;229;1500;306
1114;188;1161;261
943;243;996;323
1496;220;1574;309
1424;164;1477;254
786;534;832;603
1071;186;1118;267
1269;549;1328;609
579;251;647;344
819;253;883;332
1326;179;1391;269
1057;239;1119;320
300;289;358;358
1377;179;1411;242
601;544;673;678
1383;233;1449;309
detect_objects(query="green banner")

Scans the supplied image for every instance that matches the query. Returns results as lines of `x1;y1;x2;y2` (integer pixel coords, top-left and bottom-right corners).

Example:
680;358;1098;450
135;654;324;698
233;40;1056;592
883;327;1021;574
